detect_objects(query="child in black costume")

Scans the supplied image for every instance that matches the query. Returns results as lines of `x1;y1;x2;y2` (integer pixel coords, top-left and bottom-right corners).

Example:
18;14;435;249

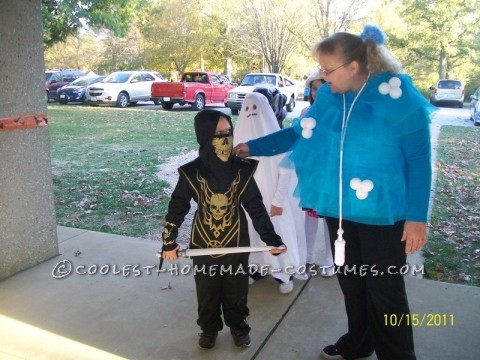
161;109;286;349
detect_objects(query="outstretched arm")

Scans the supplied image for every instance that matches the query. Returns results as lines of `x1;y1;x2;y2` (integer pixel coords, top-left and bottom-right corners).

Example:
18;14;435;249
234;126;300;158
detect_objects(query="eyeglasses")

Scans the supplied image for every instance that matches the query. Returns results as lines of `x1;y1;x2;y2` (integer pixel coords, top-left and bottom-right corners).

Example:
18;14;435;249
214;129;232;136
318;63;348;75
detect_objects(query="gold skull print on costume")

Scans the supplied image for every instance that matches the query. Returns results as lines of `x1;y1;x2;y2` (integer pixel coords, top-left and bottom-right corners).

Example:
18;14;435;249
198;172;240;239
211;136;233;162
161;157;270;256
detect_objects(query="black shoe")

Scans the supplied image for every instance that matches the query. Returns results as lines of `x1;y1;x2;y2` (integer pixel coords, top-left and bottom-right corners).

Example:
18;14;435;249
321;343;374;360
230;327;251;347
198;332;217;349
321;344;345;359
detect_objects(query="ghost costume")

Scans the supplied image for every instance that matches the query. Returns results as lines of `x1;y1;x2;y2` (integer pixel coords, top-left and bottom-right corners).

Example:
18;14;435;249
234;93;306;285
161;109;283;335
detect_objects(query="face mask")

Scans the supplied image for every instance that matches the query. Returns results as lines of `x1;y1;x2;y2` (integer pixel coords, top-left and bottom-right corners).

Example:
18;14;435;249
211;135;233;162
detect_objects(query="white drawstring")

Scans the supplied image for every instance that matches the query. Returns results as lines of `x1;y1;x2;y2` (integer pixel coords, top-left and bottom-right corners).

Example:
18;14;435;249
334;73;370;266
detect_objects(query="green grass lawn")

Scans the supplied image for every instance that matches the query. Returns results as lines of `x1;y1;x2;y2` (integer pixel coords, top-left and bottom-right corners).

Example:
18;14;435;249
48;104;199;239
424;126;480;287
49;106;479;285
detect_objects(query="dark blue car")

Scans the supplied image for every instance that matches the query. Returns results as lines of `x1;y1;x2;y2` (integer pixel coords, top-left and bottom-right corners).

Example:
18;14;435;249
58;76;105;104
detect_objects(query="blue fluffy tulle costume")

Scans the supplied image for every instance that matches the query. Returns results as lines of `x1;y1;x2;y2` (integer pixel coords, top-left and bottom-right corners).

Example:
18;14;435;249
248;72;437;226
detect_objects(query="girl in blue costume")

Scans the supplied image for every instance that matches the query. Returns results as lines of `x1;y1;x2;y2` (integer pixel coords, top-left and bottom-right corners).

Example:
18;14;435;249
234;25;436;360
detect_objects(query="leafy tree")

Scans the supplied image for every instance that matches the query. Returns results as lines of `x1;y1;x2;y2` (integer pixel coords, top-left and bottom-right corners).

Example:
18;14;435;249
44;30;102;71
42;0;134;48
141;0;208;76
397;0;479;81
199;0;244;77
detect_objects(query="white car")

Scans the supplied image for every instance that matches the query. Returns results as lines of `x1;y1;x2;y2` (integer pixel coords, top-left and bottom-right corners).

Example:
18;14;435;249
429;79;465;108
86;71;165;108
226;73;297;115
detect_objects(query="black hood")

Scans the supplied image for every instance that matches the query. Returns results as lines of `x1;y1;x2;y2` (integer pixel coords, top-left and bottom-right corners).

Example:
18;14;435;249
194;109;234;177
194;109;232;149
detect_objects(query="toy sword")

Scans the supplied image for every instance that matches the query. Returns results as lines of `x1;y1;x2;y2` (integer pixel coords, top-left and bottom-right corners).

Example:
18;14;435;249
156;246;277;274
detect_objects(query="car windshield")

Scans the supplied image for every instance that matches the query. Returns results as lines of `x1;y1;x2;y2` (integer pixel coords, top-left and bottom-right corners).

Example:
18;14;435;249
240;75;276;86
45;72;55;81
104;73;131;83
438;80;462;89
70;78;90;86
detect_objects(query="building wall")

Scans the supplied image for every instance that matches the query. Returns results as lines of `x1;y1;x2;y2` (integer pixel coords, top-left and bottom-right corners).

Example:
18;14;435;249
0;0;58;280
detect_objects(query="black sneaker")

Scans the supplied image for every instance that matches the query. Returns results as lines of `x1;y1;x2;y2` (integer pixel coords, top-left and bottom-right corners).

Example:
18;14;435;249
198;332;217;349
230;327;251;347
321;344;345;359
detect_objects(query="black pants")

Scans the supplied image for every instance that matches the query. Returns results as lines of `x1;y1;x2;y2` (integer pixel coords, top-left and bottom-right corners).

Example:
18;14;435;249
325;217;416;360
193;254;250;334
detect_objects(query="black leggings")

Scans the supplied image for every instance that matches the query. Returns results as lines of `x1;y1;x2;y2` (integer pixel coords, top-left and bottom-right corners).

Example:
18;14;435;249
325;217;416;360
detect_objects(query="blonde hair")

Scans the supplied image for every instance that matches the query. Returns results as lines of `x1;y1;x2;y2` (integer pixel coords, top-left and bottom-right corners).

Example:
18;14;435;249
312;32;402;75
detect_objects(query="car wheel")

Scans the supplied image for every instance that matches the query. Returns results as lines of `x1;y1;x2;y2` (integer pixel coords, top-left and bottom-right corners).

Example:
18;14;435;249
161;101;174;110
457;102;463;108
192;94;205;111
116;92;129;108
59;99;68;104
286;95;295;112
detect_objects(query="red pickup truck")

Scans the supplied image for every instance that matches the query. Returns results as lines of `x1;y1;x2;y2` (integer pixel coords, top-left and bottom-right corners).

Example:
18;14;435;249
151;72;236;111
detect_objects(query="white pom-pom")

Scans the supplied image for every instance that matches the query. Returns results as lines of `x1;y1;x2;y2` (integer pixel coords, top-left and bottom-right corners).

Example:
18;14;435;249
389;77;401;88
362;179;374;192
389;87;402;99
351;178;374;199
378;82;390;95
350;177;362;190
356;190;368;200
302;128;313;139
300;117;316;129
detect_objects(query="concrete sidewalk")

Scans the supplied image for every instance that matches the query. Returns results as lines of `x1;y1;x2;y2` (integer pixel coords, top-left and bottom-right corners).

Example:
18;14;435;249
1;226;479;360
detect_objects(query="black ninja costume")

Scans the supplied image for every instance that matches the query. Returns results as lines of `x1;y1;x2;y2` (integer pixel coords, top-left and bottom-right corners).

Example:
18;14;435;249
161;109;283;335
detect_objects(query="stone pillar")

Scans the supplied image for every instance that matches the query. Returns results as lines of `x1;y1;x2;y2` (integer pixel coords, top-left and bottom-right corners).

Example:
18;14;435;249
0;0;58;280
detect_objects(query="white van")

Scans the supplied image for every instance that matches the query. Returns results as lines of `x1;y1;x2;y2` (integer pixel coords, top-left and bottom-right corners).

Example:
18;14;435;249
429;79;464;108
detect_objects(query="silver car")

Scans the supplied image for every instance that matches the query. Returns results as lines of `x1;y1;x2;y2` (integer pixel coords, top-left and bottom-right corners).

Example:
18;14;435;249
470;86;480;126
86;71;164;108
429;79;464;108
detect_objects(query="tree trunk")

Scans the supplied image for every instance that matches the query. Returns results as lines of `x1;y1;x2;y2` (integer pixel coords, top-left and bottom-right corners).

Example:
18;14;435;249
200;54;205;72
224;57;232;77
438;47;447;79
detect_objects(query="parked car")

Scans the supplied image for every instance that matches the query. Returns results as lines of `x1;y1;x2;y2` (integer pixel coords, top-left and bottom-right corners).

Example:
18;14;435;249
219;74;237;86
226;73;297;115
470;86;480;126
429;79;465;108
57;76;105;104
86;71;165;108
45;69;86;102
151;72;235;111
